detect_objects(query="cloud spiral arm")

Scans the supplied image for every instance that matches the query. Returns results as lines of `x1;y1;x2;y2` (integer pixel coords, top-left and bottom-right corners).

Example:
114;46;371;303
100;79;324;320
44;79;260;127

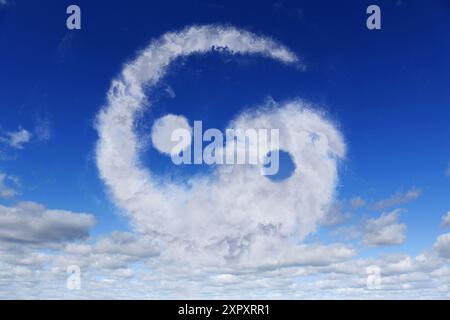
96;25;346;266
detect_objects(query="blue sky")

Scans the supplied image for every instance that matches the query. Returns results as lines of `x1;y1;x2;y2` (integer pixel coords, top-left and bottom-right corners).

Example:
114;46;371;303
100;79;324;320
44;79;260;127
1;0;450;299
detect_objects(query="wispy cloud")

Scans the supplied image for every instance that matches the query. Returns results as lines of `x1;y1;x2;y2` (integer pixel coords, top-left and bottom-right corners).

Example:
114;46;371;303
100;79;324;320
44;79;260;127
0;120;52;150
441;212;450;227
445;163;450;177
0;0;12;8
164;84;176;99
34;117;52;142
0;172;18;199
351;196;366;209
1;127;32;149
373;187;421;210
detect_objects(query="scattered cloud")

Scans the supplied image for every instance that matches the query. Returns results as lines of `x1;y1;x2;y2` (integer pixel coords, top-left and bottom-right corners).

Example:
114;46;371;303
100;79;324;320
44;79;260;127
0;172;19;198
0;228;449;298
363;209;407;247
0;121;50;150
0;202;95;247
434;233;450;259
0;127;32;149
0;197;446;298
373;187;421;211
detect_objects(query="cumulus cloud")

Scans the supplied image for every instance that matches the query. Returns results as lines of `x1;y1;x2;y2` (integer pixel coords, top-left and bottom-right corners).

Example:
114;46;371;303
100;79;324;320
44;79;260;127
54;232;160;273
95;25;346;269
0;202;95;246
434;233;450;259
1;127;32;149
373;187;421;211
2;237;450;299
363;209;407;247
0;199;446;299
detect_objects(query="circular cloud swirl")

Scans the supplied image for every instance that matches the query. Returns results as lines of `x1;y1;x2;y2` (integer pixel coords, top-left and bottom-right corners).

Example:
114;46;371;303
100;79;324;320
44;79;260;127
96;25;346;266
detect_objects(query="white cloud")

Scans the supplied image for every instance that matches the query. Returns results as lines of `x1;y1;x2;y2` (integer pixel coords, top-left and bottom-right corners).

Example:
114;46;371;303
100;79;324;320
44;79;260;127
0;202;95;246
0;172;18;199
151;114;191;155
373;187;421;210
54;232;160;272
93;232;159;258
363;209;407;247
320;201;352;227
2;239;450;299
434;233;450;259
95;25;345;268
0;201;447;299
1;128;32;149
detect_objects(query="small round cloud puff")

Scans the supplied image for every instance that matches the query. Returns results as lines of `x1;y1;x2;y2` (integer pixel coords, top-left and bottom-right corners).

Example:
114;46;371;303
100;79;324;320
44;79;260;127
151;114;192;155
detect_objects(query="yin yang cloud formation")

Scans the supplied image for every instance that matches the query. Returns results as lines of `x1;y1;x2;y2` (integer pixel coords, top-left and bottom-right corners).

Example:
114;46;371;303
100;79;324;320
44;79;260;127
96;25;348;268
